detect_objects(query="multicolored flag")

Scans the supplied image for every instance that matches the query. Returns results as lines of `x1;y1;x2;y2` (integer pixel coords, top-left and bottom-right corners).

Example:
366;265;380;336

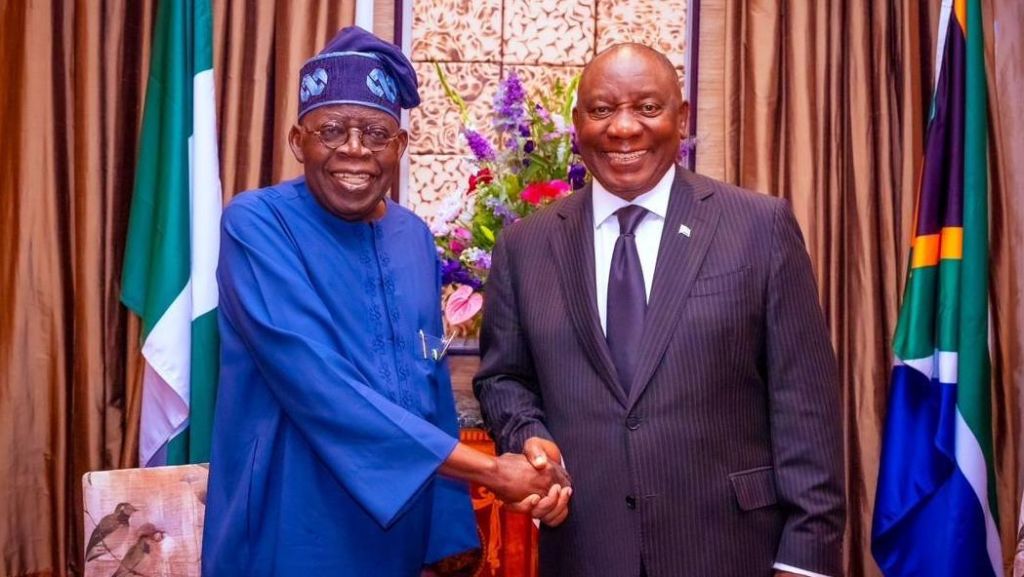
871;0;1001;575
121;0;222;467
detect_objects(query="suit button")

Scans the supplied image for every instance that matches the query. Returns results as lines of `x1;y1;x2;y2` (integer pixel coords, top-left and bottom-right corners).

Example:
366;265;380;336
626;416;641;430
625;495;637;510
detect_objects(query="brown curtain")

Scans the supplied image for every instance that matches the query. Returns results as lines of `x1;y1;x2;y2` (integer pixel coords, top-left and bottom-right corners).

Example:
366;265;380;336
716;0;1024;575
0;1;354;575
3;0;1019;575
0;2;155;576
213;1;356;198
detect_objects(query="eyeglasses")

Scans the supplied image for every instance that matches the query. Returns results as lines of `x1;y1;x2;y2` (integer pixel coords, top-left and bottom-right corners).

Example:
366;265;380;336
304;122;401;152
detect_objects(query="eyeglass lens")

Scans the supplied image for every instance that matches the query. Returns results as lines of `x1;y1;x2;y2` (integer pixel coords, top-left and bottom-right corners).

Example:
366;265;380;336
315;123;396;151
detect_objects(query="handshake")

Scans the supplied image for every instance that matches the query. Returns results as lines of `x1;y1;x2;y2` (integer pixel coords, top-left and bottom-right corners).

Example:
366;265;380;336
492;437;573;527
442;436;573;527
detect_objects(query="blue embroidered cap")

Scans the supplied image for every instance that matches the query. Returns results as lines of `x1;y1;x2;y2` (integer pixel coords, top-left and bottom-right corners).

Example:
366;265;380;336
298;26;420;121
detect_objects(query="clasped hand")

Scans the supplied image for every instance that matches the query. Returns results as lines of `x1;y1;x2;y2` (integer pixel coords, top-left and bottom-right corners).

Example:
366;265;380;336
493;437;572;527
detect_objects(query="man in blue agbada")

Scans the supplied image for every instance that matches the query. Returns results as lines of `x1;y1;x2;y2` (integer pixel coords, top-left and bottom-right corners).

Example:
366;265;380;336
202;27;571;577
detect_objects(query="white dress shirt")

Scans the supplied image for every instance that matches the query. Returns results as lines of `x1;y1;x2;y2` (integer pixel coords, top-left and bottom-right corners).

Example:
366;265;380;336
592;169;673;335
590;170;831;577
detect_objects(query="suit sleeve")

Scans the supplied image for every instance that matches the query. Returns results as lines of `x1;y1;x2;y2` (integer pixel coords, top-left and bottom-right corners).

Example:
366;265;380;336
218;198;458;529
766;201;846;575
473;231;554;454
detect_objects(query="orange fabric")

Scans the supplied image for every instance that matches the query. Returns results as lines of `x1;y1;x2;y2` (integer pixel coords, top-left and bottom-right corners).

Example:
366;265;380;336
461;429;539;577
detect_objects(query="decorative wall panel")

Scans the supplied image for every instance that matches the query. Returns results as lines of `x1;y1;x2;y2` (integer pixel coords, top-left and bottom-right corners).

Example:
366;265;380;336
408;154;474;218
502;0;596;66
512;65;586;105
409;0;688;218
596;0;688;67
411;0;503;62
411;62;501;155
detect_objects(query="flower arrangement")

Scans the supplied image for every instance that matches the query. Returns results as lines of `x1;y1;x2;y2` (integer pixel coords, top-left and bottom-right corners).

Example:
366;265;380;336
430;65;587;336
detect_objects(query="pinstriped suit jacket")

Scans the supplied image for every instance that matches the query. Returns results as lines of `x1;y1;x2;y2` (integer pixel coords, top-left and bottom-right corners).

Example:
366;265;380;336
474;167;844;577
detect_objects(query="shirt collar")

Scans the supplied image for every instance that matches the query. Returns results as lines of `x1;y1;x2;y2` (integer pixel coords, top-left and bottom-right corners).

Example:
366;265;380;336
592;167;675;229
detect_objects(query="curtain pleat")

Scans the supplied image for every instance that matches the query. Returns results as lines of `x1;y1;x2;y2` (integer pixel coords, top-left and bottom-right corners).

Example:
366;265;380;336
982;1;1024;573
717;1;1022;575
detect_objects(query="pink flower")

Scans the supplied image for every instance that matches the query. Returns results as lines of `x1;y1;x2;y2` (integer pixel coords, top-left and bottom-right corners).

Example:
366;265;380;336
444;284;483;326
521;180;571;205
449;227;471;253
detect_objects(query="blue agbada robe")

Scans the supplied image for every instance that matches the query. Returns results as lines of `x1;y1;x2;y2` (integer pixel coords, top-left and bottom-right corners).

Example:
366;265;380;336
202;177;478;576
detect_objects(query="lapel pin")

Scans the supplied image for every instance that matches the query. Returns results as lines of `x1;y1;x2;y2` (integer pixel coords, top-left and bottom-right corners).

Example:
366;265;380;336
678;224;692;237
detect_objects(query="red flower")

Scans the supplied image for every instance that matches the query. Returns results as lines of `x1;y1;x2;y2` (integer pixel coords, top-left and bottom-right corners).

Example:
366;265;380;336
468;168;494;192
521;180;571;205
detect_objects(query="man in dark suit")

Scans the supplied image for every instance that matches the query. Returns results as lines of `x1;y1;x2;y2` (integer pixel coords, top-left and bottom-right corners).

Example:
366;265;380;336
474;43;844;577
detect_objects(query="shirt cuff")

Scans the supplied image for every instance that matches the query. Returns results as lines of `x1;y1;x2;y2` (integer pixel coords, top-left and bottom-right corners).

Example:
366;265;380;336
773;562;832;577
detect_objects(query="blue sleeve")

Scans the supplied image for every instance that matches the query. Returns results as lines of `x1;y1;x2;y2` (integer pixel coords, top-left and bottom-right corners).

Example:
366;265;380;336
425;243;479;561
217;196;458;529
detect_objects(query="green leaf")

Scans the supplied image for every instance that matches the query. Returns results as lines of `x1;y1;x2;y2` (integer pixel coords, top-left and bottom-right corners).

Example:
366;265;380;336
480;225;495;243
434;62;470;124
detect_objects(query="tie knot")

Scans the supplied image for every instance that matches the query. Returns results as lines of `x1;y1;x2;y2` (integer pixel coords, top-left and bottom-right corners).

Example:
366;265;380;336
616;205;648;236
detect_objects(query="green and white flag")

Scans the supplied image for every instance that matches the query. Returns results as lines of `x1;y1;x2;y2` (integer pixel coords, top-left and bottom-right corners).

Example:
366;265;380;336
122;0;221;466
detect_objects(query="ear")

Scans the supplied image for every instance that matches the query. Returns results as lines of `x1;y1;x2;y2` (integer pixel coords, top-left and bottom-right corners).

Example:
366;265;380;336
678;100;690;139
288;125;305;164
571;106;581;129
394;129;409;158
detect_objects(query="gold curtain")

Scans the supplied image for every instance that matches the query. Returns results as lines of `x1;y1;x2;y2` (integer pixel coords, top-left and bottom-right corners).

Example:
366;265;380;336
716;0;1024;575
0;1;354;575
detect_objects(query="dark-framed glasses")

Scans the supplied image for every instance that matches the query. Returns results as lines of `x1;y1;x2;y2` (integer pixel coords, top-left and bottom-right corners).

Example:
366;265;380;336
305;122;401;152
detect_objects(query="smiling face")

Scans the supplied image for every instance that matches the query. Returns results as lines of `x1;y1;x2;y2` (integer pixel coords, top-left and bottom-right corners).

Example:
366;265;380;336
289;104;408;221
572;45;688;201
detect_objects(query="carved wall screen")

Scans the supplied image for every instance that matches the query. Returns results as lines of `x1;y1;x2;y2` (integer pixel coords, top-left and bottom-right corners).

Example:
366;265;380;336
408;0;689;217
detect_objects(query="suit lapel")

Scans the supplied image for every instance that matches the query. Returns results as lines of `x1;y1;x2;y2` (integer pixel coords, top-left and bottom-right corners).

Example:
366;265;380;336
627;168;720;409
550;187;627;407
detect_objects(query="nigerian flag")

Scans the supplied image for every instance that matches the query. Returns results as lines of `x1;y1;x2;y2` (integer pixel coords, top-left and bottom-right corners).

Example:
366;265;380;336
121;0;221;467
871;0;1001;575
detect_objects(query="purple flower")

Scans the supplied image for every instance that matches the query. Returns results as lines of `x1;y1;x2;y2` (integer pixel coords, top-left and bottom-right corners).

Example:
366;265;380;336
484;197;518;225
493;71;526;131
676;137;697;163
518;123;531;137
568;163;587;190
523;139;536;154
535;103;551;122
463;129;496;162
460;247;493;271
441;259;483;290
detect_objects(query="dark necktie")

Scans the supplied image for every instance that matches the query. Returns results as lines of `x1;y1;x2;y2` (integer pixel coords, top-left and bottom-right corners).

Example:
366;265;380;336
606;205;648;394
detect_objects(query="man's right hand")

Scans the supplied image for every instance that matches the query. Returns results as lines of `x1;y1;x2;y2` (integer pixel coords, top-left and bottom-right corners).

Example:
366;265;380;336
437;440;572;524
490;452;571;503
523;437;563;468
